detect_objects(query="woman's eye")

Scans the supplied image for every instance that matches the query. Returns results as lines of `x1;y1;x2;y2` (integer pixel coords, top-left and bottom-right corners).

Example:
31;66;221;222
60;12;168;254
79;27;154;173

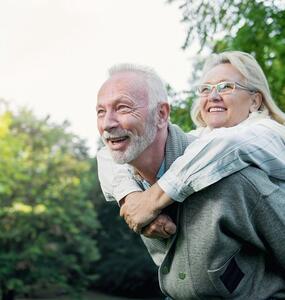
199;85;211;93
219;82;234;91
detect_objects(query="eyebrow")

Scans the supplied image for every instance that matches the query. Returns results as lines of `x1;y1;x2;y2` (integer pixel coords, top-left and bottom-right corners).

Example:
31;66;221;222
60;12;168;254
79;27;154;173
202;79;231;84
96;94;135;109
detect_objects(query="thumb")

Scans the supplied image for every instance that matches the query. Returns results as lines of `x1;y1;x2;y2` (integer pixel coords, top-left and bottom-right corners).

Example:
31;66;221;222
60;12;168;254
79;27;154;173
164;220;177;235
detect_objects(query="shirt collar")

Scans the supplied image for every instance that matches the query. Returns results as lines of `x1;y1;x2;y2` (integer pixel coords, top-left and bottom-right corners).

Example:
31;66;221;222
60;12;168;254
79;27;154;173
140;159;166;190
156;159;165;179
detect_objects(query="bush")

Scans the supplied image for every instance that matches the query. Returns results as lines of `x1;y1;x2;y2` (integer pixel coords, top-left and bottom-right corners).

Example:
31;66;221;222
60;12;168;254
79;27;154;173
0;104;100;299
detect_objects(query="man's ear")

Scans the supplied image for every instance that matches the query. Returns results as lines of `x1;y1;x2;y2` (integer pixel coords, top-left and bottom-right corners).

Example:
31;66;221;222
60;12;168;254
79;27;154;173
249;92;262;112
157;102;170;128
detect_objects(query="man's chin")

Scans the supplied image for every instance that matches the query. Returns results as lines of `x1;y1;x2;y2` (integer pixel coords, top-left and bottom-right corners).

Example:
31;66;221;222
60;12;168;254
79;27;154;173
108;135;154;165
110;151;131;164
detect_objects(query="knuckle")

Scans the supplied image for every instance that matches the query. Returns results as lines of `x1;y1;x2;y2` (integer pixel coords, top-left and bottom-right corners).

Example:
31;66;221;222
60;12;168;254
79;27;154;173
150;224;158;232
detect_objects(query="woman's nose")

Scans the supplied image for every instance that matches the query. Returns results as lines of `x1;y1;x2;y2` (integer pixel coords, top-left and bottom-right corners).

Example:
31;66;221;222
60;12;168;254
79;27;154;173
208;87;222;102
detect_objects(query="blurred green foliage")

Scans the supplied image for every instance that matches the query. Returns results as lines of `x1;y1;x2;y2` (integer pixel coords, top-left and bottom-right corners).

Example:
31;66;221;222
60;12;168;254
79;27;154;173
168;84;195;132
0;102;100;299
0;101;161;300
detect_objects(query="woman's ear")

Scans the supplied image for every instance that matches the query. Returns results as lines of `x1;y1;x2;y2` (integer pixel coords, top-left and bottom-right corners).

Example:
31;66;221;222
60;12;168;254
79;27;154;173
249;92;262;112
157;102;170;128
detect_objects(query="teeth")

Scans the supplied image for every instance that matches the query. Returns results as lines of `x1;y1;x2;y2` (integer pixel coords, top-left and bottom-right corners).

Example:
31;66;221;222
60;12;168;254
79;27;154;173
209;107;226;112
108;136;128;142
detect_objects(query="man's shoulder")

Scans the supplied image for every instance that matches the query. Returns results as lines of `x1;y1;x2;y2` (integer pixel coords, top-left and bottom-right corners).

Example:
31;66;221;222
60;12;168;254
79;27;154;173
165;123;196;168
222;167;280;197
167;123;197;144
185;167;283;215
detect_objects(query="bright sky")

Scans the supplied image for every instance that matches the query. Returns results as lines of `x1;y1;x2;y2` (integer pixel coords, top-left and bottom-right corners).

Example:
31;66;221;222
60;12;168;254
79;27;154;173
0;0;196;155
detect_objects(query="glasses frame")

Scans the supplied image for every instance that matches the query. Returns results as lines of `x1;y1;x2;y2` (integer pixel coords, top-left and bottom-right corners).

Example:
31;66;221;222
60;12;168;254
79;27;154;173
196;81;256;97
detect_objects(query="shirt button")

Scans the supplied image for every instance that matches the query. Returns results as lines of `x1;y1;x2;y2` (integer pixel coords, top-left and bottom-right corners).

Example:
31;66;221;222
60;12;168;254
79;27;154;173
178;272;186;280
162;266;169;274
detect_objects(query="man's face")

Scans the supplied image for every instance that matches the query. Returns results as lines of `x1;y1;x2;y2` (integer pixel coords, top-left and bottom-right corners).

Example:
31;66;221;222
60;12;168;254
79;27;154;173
97;72;157;164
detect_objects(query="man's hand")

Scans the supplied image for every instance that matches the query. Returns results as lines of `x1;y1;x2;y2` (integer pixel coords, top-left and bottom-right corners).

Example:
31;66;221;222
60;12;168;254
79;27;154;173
141;214;176;239
119;183;174;233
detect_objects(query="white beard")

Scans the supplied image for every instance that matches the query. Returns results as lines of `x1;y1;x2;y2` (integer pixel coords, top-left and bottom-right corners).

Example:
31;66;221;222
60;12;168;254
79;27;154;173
102;115;157;164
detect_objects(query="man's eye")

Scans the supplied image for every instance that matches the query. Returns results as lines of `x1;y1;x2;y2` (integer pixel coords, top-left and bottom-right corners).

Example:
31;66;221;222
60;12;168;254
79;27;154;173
97;109;105;117
117;105;132;113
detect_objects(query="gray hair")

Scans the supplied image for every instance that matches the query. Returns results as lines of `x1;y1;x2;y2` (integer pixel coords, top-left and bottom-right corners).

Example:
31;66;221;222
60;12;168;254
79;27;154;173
191;51;285;127
108;63;168;111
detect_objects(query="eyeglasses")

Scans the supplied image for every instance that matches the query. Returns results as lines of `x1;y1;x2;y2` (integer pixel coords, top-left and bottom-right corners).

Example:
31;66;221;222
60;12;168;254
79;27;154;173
196;81;256;97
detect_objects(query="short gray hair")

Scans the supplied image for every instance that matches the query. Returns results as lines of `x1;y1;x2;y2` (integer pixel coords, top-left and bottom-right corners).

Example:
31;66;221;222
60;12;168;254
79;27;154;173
191;51;285;127
108;63;168;111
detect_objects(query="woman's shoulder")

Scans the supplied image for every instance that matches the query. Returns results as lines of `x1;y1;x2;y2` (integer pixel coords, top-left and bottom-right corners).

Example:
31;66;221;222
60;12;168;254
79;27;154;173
188;127;210;137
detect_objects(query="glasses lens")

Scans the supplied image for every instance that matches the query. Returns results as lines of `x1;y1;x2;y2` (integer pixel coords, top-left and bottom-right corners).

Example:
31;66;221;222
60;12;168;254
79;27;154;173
217;82;235;94
197;84;211;95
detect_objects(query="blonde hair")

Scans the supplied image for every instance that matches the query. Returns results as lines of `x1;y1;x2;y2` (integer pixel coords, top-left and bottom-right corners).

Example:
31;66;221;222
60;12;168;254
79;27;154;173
191;51;285;127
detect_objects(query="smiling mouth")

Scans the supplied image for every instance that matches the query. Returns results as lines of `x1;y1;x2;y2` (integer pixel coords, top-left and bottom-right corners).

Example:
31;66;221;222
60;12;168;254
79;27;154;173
208;107;227;112
106;136;129;144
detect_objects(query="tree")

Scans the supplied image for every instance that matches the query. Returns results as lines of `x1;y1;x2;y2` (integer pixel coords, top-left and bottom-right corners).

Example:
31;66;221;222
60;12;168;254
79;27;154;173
168;84;195;131
167;0;285;121
0;102;100;300
212;1;285;111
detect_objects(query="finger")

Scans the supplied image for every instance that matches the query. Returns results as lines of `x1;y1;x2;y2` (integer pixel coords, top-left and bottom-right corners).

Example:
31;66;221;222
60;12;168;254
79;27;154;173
141;223;170;239
126;218;140;234
155;214;176;235
133;226;142;234
142;227;170;239
163;221;177;235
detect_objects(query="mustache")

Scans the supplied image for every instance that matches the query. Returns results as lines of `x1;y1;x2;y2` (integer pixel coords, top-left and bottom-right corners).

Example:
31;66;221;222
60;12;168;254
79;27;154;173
102;128;133;140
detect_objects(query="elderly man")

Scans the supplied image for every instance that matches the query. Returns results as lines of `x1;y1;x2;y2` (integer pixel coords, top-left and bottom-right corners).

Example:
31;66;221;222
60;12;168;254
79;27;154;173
96;64;285;299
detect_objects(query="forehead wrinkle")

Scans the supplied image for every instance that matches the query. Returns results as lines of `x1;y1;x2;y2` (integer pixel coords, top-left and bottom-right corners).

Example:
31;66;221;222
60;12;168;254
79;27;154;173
203;79;232;84
96;94;146;113
98;71;149;107
126;77;149;106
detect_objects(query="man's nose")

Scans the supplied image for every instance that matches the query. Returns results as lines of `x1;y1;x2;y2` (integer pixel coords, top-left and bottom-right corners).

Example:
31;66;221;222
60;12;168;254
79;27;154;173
102;111;119;131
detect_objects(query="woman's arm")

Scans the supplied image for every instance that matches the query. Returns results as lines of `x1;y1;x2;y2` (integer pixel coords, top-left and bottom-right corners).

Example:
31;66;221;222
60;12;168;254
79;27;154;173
158;120;285;202
121;120;285;232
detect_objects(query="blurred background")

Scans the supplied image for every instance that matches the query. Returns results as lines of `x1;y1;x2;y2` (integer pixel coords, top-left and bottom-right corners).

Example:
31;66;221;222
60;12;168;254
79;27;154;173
0;0;284;299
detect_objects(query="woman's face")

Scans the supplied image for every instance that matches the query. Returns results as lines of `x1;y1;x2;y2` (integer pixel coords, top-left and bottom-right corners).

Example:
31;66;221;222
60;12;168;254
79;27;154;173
199;63;259;129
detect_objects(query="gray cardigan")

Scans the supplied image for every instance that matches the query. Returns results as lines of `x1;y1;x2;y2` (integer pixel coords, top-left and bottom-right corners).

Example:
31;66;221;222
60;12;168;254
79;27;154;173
142;123;285;299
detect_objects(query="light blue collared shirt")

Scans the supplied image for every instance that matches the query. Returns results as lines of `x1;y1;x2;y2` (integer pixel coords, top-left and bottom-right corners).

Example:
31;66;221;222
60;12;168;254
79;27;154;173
141;160;165;190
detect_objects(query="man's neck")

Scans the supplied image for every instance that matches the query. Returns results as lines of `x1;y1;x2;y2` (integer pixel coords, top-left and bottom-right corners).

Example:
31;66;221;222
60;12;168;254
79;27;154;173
130;127;168;185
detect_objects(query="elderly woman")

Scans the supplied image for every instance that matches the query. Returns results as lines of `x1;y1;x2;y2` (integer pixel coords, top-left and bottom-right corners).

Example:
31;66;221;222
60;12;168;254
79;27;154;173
97;51;285;299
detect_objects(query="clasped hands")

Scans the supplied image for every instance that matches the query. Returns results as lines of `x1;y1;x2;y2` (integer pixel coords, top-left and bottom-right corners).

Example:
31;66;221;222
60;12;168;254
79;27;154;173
119;184;176;239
